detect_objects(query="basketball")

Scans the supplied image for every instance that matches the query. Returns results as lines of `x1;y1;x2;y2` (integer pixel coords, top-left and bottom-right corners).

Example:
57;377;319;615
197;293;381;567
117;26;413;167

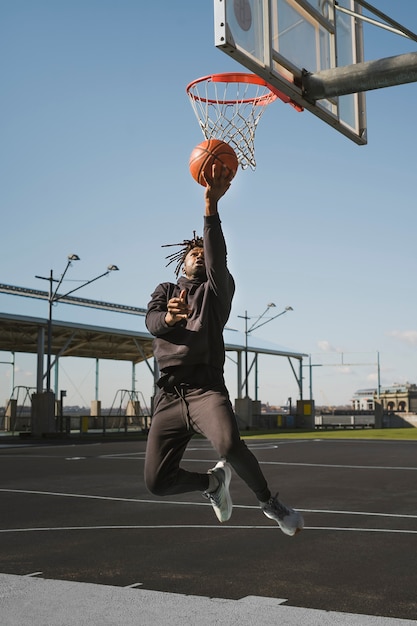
189;139;239;186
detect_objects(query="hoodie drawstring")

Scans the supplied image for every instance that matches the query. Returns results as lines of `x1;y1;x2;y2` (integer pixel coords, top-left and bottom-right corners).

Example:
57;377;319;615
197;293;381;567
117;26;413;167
173;384;192;430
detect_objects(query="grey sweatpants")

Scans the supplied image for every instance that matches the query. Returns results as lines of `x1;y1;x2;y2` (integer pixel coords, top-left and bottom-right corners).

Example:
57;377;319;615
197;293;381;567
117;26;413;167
144;384;271;503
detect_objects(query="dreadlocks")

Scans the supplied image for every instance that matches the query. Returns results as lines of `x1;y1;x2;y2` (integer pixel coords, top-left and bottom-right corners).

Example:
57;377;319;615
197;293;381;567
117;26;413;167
162;231;204;277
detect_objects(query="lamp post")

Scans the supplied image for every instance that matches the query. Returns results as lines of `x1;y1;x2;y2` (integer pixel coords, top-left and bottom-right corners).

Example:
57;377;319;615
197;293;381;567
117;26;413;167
238;304;293;398
305;356;323;401
35;255;119;392
0;352;15;397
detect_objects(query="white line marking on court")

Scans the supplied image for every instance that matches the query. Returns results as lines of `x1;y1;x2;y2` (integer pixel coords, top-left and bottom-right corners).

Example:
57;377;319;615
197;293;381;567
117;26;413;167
305;527;417;534
0;525;415;535
1;488;417;520
98;454;144;460
125;582;143;588
300;508;417;519
24;572;43;577
8;454;417;471
259;461;417;471
0;454;75;459
0;488;180;506
96;442;303;460
98;451;144;458
94;454;417;471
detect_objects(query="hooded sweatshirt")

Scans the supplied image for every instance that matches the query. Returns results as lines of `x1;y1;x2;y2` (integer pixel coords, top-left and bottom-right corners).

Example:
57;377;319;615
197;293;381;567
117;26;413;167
145;213;235;375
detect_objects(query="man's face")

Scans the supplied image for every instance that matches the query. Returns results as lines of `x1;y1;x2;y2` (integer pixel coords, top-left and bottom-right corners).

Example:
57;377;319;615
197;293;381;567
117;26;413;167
183;246;206;279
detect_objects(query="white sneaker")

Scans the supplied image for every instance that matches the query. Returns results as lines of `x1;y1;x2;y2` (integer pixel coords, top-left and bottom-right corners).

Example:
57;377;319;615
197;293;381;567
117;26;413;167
260;493;304;536
204;460;232;522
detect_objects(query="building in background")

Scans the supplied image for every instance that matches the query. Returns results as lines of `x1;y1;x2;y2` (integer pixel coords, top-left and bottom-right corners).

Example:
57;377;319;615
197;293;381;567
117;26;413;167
352;383;417;413
352;389;375;411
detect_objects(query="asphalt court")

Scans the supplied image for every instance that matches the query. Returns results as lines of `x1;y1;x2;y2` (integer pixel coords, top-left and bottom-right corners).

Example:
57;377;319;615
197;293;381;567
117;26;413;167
1;437;417;621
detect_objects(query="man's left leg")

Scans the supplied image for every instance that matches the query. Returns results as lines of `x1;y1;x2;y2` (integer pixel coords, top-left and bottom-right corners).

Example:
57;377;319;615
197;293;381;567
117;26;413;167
188;386;304;535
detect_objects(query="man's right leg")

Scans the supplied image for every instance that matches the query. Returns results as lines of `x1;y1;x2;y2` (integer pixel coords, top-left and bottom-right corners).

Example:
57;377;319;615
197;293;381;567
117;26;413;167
186;387;303;534
144;390;209;496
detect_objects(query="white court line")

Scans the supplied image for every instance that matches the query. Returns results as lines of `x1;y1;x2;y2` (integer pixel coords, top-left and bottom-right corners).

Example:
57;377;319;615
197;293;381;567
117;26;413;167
1;488;417;519
96;455;417;471
0;442;288;460
259;461;417;470
301;508;417;519
99;440;309;456
0;525;416;535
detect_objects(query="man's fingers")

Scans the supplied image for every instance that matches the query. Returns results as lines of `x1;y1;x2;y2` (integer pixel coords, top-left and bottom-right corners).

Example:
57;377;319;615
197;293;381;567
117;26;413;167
168;291;190;319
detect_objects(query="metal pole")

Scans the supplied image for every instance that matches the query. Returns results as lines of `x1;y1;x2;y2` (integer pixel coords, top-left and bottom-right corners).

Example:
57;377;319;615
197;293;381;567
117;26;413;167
46;269;53;392
132;362;136;393
238;311;250;397
36;259;118;395
244;311;249;397
239;306;292;399
236;351;242;400
11;352;15;396
0;353;16;397
54;356;59;396
303;51;417;101
36;327;44;393
338;0;417;43
95;358;99;400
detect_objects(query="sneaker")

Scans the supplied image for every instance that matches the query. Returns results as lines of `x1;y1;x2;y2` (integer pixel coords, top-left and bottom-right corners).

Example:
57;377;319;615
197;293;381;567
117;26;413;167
260;493;304;536
204;460;232;522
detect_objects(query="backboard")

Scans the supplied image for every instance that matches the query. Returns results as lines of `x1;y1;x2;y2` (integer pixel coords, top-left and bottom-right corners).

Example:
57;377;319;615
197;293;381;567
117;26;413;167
214;0;367;144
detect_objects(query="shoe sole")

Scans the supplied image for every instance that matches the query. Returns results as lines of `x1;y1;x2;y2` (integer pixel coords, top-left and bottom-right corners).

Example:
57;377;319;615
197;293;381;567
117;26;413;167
214;463;232;523
263;510;304;536
281;524;303;537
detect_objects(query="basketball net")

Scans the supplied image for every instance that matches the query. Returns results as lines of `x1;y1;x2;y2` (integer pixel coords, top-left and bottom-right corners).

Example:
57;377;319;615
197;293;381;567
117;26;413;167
186;73;302;170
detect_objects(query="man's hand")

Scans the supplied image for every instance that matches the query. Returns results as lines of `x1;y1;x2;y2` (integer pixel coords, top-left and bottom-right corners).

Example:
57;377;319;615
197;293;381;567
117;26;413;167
165;289;190;326
204;163;234;215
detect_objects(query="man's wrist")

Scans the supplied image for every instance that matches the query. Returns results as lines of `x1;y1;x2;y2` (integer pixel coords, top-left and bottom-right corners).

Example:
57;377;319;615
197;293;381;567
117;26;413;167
205;199;218;216
165;313;176;326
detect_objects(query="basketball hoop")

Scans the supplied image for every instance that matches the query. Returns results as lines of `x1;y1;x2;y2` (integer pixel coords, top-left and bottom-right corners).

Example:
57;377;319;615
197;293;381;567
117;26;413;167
186;73;302;170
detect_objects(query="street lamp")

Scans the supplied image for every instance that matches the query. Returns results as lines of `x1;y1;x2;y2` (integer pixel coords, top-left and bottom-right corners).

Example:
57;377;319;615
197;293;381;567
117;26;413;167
238;304;293;398
35;255;119;392
248;305;293;333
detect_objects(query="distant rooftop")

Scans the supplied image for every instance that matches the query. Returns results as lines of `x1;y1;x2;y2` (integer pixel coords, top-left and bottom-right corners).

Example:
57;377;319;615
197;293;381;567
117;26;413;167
353;383;417;397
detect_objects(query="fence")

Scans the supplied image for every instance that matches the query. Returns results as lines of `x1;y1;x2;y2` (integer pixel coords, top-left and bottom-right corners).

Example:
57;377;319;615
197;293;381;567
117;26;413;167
315;413;375;429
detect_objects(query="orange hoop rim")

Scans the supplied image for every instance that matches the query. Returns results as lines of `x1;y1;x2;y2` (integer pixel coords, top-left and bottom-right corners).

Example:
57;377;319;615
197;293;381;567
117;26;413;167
186;72;278;106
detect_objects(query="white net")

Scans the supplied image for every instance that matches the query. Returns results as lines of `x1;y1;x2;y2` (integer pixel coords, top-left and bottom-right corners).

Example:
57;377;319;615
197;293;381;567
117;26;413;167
186;74;278;170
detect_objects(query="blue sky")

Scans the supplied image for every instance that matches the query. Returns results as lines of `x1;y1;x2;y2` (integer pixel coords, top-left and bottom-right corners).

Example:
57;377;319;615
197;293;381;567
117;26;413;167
1;0;417;410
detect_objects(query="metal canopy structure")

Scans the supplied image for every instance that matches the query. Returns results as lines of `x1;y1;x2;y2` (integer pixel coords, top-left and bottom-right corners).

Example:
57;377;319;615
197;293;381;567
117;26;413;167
0;313;154;364
0;311;307;400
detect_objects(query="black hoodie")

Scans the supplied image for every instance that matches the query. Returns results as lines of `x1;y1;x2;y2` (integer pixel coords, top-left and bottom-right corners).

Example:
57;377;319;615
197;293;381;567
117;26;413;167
146;213;235;374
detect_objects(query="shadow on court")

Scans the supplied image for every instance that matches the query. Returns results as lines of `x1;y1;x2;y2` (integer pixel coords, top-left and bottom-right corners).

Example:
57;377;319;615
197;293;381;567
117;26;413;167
0;437;416;621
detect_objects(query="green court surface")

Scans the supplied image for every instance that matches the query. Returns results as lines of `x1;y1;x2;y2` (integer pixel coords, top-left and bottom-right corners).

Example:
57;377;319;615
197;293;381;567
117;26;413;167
243;428;417;441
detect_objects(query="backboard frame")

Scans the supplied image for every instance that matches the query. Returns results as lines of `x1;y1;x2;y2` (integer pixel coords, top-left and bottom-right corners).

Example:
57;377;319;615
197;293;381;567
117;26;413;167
214;0;367;144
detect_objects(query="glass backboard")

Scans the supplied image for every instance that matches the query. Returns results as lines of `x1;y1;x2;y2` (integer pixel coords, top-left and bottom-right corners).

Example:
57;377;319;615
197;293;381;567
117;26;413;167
214;0;367;144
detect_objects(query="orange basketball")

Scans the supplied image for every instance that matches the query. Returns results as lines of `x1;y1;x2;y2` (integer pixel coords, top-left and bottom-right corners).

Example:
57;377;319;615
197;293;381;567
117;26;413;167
189;139;239;186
